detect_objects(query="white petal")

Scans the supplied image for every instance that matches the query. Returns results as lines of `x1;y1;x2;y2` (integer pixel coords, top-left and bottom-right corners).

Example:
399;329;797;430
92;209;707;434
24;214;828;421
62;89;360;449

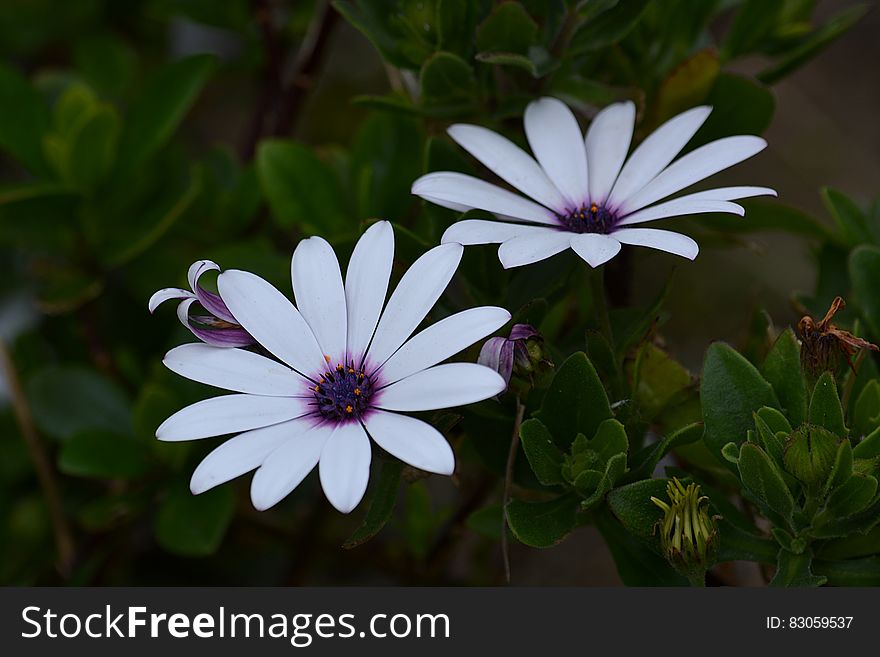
217;269;325;377
617;198;744;227
619;135;767;214
607;106;711;209
364;411;454;475
156;394;313;441
586;101;635;204
497;230;572;269
570;233;622;268
611;227;699;260
187;259;220;290
416;194;472;213
345;221;394;362
366;243;462;367
249;421;329;510
412;172;558;225
292;236;347;359
441;219;556;245
148;287;193;313
448;123;568;211
378;306;511;384
190;418;312;495
524;97;589;207
376;363;506;412
319;422;372;513
163;343;307;396
676;185;777;202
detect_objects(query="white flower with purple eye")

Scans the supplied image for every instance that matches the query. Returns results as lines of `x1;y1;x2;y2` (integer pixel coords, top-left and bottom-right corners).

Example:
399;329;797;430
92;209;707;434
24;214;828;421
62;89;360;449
412;97;777;269
149;260;254;347
155;221;509;513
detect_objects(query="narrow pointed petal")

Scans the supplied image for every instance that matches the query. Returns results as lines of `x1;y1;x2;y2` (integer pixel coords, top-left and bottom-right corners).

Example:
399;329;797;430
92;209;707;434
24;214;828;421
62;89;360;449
178;298;252;348
524;97;589;207
611;227;699;260
218;270;325;376
364;411;454;475
376;363;506;412
378;306;511;384
448;123;567;211
163;343;307;396
619;135;767;214
607;106;712;209
345;221;394;363
249;421;329;510
416;193;472;213
497;230;572;269
617;198;744;227
148;288;192;313
190;418;311;494
188;260;237;323
366;243;462;368
156;394;313;441
586;101;635;204
412;172;559;225
292;236;347;359
319;422;371;513
570;233;622;267
676;185;777;202
441;220;556;245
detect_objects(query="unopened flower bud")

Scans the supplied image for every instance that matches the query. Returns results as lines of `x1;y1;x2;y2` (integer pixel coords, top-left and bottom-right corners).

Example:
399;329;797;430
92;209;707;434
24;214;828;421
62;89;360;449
651;478;718;583
479;324;547;386
783;425;839;494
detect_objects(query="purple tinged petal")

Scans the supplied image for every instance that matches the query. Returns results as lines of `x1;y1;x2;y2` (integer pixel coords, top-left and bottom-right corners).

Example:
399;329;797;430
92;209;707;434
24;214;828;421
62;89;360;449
509;323;539;341
478;336;513;384
188;324;255;347
148;288;194;313
194;286;238;324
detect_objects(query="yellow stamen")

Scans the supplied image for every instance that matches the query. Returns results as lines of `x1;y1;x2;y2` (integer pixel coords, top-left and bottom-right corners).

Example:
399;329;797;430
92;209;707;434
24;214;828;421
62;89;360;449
345;405;353;413
354;388;361;396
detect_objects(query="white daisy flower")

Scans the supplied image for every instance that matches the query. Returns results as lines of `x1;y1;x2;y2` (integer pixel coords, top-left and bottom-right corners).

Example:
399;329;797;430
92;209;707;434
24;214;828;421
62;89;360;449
155;221;510;513
412;97;777;269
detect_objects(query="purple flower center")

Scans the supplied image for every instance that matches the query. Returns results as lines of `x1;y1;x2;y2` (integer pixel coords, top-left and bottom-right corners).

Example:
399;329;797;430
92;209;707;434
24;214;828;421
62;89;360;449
560;203;617;234
312;361;374;421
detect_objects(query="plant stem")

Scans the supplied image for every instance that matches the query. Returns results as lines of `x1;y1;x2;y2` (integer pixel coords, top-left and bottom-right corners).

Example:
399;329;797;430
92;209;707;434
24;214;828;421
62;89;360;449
0;339;75;577
590;266;613;346
501;396;526;583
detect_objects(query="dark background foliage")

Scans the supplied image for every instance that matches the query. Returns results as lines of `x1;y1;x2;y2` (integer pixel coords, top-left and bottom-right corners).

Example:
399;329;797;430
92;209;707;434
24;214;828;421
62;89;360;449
0;0;876;585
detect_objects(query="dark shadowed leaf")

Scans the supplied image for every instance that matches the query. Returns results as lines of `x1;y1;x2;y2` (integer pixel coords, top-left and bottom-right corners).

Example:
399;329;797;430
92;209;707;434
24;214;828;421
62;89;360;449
154;484;234;557
343;460;404;549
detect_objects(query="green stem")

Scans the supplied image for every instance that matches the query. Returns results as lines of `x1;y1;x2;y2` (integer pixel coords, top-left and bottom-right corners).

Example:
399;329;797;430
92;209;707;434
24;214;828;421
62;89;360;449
590;266;613;346
501;397;526;584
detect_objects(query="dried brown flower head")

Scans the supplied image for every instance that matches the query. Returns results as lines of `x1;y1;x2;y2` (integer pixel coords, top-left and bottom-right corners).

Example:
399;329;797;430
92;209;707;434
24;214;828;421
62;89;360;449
798;296;878;376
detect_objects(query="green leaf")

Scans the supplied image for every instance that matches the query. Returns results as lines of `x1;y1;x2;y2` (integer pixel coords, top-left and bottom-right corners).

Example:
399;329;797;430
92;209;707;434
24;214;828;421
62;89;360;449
752;411;785;466
519;418;565;486
474;48;558;78
707;200;835;242
595;507;688;586
854;425;880;459
738;443;795;525
626;422;703;482
116;54;216;174
823;187;871;246
466;504;502;540
26;366;131;441
761;329;807;426
154;485;234;557
701;342;779;465
333;0;432;69
536;352;612;449
722;0;783;59
419;51;476;107
825;439;853;494
505;494;579;548
758;4;869;84
569;0;650;54
770;548;826;587
853;380;880;440
65;104;120;190
813;555;880;586
849;245;880;339
607;478;669;539
717;520;778;565
630;343;691;421
809;372;846;437
58;430;149;479
256;139;351;238
343;460;404;549
0;63;51;176
817;475;877;522
476;1;537;54
818;526;880;561
653;49;719;126
437;0;476;56
74;33;137;96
